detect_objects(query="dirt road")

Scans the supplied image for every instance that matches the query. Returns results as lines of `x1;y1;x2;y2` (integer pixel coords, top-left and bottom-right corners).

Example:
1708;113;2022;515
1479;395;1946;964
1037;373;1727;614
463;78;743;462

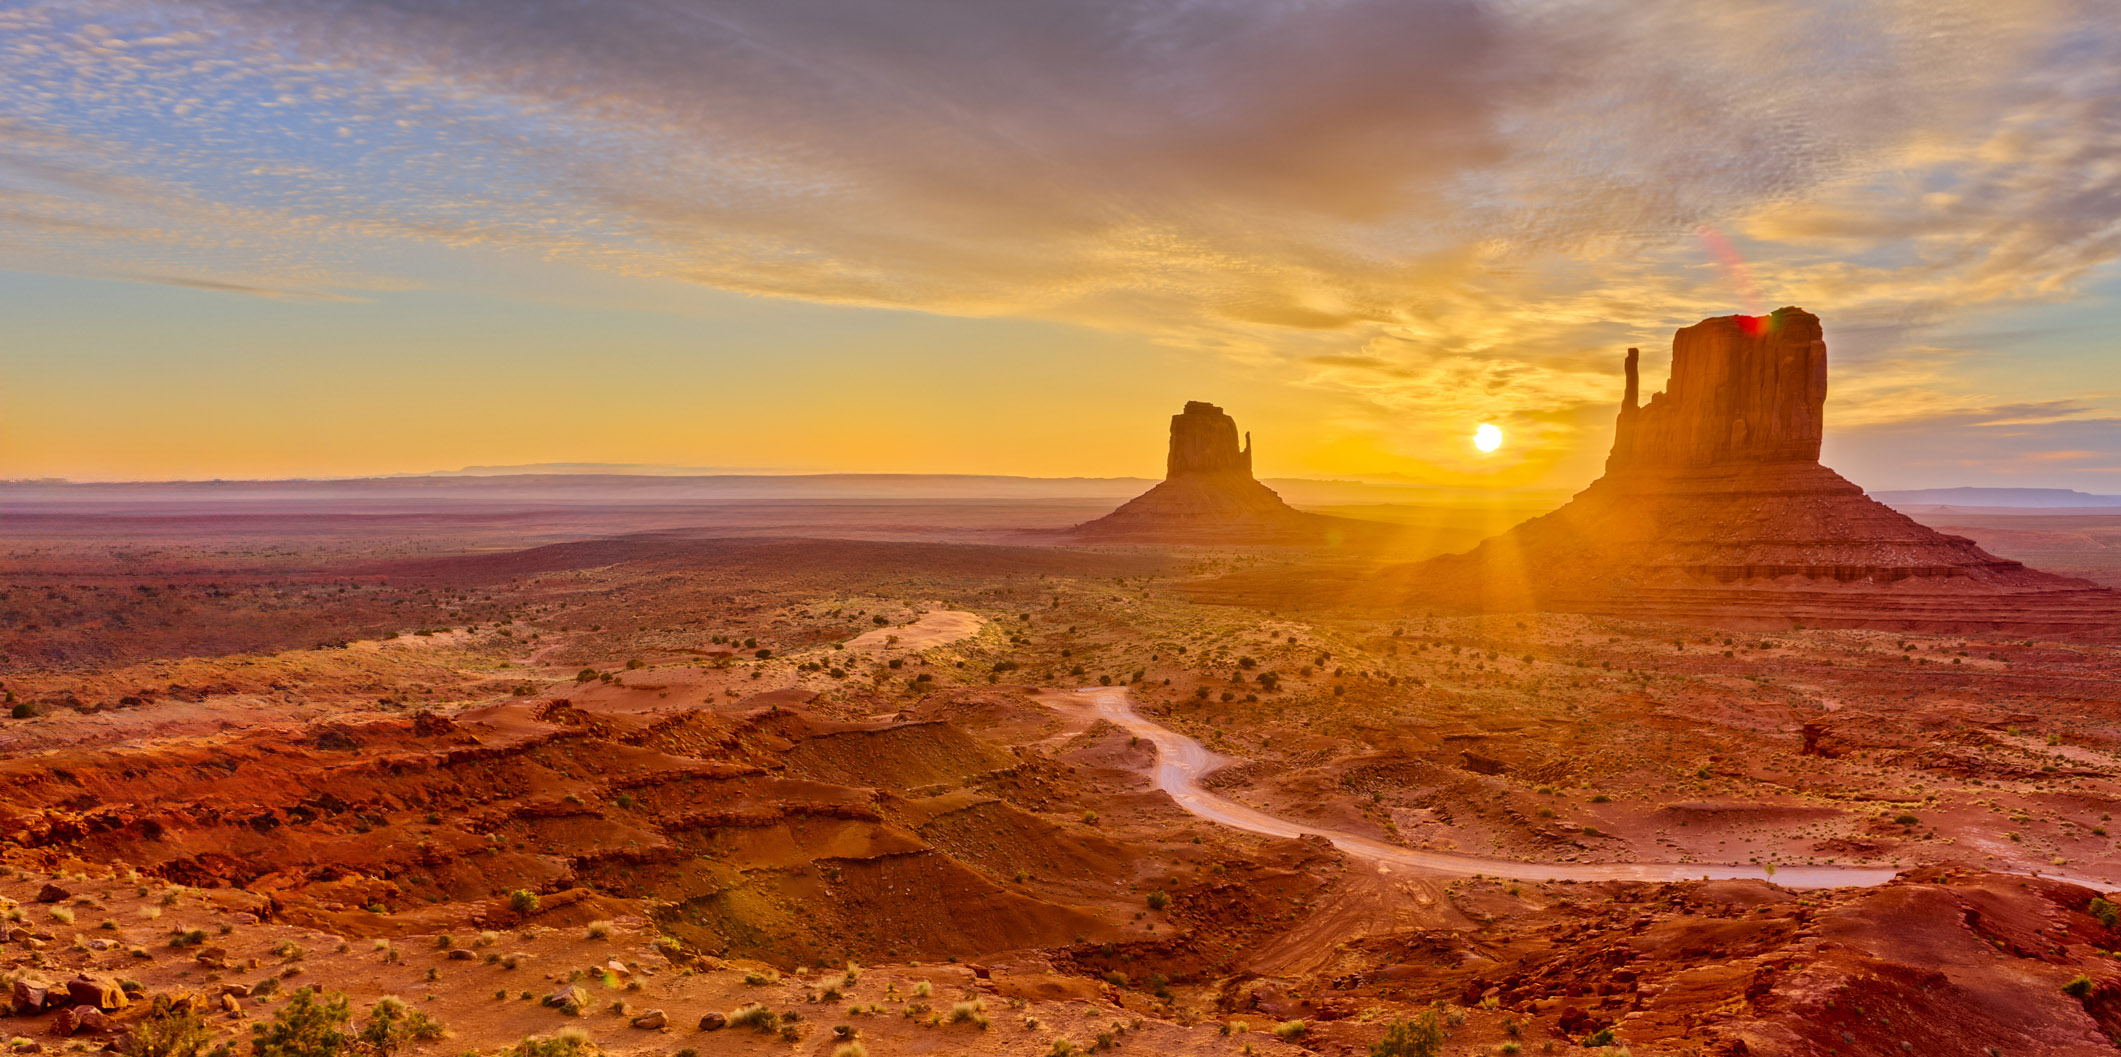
1052;686;1912;889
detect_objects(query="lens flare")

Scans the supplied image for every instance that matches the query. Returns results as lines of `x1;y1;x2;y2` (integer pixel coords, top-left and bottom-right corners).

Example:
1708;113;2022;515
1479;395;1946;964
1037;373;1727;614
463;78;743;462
1474;423;1503;453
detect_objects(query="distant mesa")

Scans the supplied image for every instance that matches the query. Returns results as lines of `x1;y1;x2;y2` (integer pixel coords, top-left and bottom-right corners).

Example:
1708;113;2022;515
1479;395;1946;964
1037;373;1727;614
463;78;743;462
1212;308;2119;632
1071;401;1375;544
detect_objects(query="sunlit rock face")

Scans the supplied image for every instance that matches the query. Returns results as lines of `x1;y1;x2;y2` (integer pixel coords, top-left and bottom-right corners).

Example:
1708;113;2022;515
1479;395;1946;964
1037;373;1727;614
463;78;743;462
1608;307;1827;473
1376;308;2121;633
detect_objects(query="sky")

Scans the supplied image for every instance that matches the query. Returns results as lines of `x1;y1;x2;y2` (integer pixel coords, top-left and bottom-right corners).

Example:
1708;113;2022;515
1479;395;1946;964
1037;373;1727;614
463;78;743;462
2;0;2118;491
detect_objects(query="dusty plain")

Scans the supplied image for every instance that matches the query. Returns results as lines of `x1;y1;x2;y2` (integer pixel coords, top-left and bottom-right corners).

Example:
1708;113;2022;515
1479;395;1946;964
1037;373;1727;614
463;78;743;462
2;491;2120;1057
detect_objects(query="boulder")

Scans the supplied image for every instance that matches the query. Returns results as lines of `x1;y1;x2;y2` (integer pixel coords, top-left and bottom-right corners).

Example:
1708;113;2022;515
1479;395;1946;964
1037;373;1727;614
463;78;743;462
697;1012;726;1032
629;1009;667;1030
65;977;126;1011
48;1007;113;1037
9;982;44;1013
217;994;241;1015
446;949;475;961
543;985;588;1016
31;886;66;905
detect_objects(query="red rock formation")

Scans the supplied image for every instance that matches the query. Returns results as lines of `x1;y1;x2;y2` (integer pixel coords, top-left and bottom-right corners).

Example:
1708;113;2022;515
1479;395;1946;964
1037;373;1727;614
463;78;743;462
1376;308;2120;632
1166;400;1254;478
1609;309;1827;472
1073;402;1378;543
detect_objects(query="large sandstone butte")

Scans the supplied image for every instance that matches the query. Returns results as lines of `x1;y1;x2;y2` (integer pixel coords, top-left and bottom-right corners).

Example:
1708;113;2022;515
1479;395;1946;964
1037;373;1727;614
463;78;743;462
1073;401;1366;543
1390;308;2119;632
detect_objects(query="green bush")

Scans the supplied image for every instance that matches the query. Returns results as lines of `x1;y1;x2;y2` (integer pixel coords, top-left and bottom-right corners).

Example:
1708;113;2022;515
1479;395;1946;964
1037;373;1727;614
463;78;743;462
358;997;446;1057
1145;891;1169;911
250;988;351;1057
2064;975;2095;998
503;1028;596;1057
1370;1007;1446;1057
2090;898;2119;929
124;1003;215;1057
507;890;540;915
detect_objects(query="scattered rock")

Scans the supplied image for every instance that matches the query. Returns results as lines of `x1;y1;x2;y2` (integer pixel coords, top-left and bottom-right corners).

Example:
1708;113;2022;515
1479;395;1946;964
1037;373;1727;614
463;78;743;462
697;1012;725;1032
543;985;588;1016
8;981;47;1013
629;1009;666;1030
446;949;475;961
64;977;125;1011
31;886;67;905
217;993;241;1016
48;1006;113;1037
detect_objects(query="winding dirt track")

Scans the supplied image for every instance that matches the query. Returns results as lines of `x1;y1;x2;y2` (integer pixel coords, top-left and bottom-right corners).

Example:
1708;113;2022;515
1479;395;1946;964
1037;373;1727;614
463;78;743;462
1055;687;1918;890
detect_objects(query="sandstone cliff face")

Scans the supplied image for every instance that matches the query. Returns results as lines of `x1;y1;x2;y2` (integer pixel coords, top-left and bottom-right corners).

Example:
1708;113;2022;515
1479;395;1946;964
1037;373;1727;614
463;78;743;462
1167;401;1254;478
1609;307;1827;472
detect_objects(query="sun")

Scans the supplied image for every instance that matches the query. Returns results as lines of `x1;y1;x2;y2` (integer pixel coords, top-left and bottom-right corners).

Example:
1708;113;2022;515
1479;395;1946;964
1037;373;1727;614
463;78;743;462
1473;423;1504;453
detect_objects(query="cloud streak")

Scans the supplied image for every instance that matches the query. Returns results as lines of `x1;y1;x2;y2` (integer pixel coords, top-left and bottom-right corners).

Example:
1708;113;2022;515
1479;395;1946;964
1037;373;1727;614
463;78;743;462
2;0;2119;483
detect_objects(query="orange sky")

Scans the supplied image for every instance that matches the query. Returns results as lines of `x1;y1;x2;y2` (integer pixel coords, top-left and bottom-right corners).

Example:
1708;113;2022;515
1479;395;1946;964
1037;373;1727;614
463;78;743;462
2;1;2118;490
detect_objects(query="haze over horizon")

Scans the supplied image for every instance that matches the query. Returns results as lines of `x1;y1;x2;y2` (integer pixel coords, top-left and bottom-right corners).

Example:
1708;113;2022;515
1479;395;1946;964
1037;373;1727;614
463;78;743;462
4;1;2119;491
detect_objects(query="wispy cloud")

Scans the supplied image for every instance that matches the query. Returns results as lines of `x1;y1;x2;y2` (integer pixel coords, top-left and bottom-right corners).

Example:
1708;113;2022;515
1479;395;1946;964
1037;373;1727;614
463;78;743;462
2;0;2118;482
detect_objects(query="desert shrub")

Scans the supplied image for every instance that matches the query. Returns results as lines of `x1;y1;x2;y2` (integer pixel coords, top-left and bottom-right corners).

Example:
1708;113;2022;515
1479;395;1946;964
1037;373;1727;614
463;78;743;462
832;1044;867;1057
575;670;598;683
168;928;208;948
1048;1041;1076;1056
507;890;540;915
358;997;446;1057
503;1028;596;1057
584;920;612;940
49;906;73;924
124;1004;215;1057
250;987;351;1057
2090;898;2119;929
1145;891;1169;911
728;1005;776;1032
2064;975;2095;998
1582;1027;1616;1046
1274;1020;1307;1039
1370;1007;1446;1057
911;981;931;998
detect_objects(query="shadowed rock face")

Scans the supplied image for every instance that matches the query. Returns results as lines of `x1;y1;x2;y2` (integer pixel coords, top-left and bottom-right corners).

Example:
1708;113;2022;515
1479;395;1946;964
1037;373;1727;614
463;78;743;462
1167;401;1254;478
1073;402;1371;543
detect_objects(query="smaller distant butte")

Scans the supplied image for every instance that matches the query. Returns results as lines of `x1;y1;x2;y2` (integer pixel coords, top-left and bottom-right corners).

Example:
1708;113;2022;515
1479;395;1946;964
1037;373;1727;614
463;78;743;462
1070;401;1383;545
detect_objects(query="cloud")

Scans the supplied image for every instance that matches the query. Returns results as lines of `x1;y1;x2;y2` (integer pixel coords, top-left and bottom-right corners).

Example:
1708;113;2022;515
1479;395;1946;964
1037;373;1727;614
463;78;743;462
2;0;2118;483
